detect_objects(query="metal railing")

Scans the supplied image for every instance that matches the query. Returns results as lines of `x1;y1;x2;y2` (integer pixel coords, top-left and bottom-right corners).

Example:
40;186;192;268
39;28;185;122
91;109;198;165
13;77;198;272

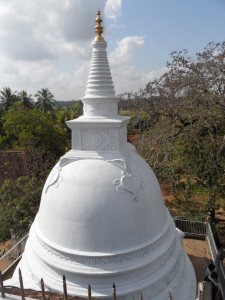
206;222;225;300
0;234;28;276
0;220;224;299
174;218;207;239
173;219;225;299
0;269;174;300
197;281;212;300
219;264;225;300
206;222;218;265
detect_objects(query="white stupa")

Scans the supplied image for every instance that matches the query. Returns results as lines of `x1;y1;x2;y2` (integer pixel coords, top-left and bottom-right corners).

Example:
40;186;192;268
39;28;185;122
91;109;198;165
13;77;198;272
12;11;196;299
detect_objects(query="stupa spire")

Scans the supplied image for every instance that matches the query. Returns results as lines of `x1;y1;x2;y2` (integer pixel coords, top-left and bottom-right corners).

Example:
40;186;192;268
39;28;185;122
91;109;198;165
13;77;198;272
82;10;118;117
95;10;104;41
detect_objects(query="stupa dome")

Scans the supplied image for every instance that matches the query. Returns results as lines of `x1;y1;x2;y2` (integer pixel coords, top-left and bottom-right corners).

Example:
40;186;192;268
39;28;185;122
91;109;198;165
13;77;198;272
37;148;167;253
10;10;196;300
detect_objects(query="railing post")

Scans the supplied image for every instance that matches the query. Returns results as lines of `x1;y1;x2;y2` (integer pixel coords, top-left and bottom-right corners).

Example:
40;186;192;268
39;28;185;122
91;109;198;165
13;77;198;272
63;275;68;300
19;268;25;300
168;291;173;299
202;281;212;300
139;292;143;300
88;284;92;300
0;271;5;298
112;283;116;300
41;278;45;300
197;283;203;300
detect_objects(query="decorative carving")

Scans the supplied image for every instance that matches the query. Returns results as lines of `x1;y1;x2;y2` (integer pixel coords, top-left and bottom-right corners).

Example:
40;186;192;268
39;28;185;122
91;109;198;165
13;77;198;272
81;129;110;150
113;171;145;200
44;164;62;193
44;157;78;193
107;159;127;171
83;103;96;113
45;155;130;194
109;129;118;150
119;127;127;149
95;10;104;41
35;222;173;266
34;227;188;300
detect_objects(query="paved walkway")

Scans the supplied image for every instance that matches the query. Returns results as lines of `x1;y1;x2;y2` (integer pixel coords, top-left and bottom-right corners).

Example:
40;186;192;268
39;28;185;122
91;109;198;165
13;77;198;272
183;238;211;282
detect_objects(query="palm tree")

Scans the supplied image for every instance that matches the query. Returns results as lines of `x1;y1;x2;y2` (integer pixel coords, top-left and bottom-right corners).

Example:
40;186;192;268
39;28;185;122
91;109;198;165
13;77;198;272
0;87;18;112
18;90;34;109
35;88;56;113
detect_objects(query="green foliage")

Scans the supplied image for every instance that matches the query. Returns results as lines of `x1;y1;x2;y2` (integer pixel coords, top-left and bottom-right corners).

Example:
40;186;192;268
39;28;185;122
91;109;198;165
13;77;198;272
0;92;80;241
0;146;57;241
129;41;225;223
0;87;18;114
55;101;83;150
165;179;208;221
0;102;67;155
119;110;153;134
35;88;56;113
17;90;34;109
0;176;42;241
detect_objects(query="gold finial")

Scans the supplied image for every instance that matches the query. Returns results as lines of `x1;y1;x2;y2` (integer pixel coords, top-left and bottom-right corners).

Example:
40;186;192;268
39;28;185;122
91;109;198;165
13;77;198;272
95;10;104;41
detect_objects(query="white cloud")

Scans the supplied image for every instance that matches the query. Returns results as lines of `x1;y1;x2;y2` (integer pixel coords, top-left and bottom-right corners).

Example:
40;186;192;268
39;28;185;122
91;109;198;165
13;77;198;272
110;36;144;65
105;0;122;20
111;65;166;95
0;0;106;99
0;0;163;100
108;36;164;95
0;0;106;62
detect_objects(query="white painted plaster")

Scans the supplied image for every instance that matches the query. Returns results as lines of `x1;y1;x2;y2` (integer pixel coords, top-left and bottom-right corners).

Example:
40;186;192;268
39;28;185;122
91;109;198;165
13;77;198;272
9;18;196;300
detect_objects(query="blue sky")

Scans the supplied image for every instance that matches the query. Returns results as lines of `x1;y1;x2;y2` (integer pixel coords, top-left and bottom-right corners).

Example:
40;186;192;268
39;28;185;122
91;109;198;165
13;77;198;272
0;0;224;100
107;0;225;68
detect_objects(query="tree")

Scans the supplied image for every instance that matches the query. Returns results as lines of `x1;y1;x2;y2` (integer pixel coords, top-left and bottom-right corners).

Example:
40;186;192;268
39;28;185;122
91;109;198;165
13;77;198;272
0;131;60;241
56;101;83;124
131;41;225;222
0;87;18;114
35;88;56;113
18;90;34;109
0;102;67;155
0;176;42;241
55;101;83;149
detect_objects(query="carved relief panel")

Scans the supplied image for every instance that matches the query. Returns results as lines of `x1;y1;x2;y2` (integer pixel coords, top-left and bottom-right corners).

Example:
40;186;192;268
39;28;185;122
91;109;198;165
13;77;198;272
81;129;110;150
71;125;127;151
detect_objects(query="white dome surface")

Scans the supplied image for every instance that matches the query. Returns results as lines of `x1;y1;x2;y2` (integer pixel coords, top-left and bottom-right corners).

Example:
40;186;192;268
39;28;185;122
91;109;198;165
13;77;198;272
14;147;196;299
37;151;167;254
